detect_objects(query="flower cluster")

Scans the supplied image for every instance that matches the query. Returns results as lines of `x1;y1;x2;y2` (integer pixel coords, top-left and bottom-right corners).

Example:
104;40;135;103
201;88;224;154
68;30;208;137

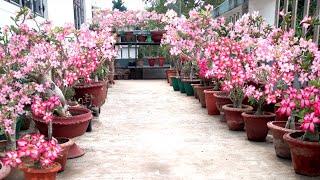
31;95;61;123
277;86;320;132
2;133;61;168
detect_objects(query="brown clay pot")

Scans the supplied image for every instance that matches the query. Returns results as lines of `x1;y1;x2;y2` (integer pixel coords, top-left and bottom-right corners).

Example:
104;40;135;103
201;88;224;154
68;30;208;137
73;81;107;108
124;31;134;42
214;92;232;122
191;84;200;99
242;111;276;141
158;57;165;67
55;138;74;172
137;35;147;42
148;58;156;66
150;30;166;42
222;104;253;131
167;69;177;86
196;85;215;108
284;132;320;177
267;121;301;159
204;90;221;115
19;162;61;180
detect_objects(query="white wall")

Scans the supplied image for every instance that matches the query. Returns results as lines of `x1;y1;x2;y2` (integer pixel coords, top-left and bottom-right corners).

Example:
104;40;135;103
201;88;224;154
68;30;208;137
249;0;276;25
0;0;45;28
216;5;242;22
85;0;92;22
46;0;74;26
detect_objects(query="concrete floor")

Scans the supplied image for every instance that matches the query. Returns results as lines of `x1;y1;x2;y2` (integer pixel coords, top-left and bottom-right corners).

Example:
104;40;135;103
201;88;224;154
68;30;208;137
57;80;315;180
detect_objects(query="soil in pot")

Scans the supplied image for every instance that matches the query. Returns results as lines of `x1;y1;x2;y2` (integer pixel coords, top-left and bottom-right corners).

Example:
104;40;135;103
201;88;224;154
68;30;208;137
267;121;301;159
148;58;156;67
171;76;180;91
196;85;215;108
176;77;186;93
55;138;74;173
284;132;320;177
19;162;61;180
204;90;221;115
222;104;253;131
158;57;165;67
242;111;276;141
182;79;201;96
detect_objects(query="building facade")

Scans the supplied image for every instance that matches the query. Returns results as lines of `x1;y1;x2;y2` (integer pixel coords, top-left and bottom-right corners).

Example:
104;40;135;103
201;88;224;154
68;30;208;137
0;0;93;28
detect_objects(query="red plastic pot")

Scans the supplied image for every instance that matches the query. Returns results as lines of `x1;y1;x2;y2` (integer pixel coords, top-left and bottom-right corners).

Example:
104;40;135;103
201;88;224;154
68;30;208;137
204;90;221;115
73;81;107;108
214;92;232;122
222;104;253;131
267;121;301;159
167;69;177;85
124;31;134;42
191;84;200;99
148;58;156;66
284;132;320;176
19;162;61;180
158;57;165;66
242;111;276;141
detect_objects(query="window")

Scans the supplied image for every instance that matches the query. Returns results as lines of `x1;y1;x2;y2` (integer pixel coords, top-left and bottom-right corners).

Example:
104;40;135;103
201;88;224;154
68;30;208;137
73;0;85;29
6;0;45;17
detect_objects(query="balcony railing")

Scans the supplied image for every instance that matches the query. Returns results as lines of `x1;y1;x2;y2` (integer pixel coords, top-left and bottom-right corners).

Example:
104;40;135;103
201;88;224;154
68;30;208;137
212;0;244;18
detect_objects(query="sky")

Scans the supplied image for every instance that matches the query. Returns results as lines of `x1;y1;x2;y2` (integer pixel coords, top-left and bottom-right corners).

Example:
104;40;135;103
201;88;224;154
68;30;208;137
92;0;146;10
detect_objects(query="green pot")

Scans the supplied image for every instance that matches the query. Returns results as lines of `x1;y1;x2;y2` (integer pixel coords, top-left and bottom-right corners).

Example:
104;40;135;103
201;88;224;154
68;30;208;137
177;78;186;93
0;116;23;140
183;81;194;96
171;76;180;91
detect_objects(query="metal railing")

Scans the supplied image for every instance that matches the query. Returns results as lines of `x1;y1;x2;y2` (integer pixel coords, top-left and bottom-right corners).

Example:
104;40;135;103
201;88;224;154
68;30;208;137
275;0;320;44
212;0;244;18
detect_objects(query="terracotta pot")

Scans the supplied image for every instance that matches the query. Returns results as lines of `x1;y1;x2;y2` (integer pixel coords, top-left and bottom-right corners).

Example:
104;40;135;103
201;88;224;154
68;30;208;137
191;84;200;99
204;90;221;115
19;162;61;180
0;161;11;180
214;92;232;122
182;79;201;96
33;107;92;138
55;138;74;172
242;111;276;141
136;59;144;67
267;121;302;159
167;69;177;85
284;132;320;176
73;81;107;108
222;104;253;131
148;58;156;66
150;30;165;42
124;31;134;42
137;35;147;42
196;85;215;108
171;76;180;91
158;57;165;66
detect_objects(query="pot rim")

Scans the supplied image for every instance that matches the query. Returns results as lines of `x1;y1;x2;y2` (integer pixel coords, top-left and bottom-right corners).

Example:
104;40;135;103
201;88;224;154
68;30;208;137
195;85;215;90
73;80;107;89
242;111;276;118
55;137;74;148
182;79;201;83
204;90;222;94
213;92;230;98
283;131;320;147
222;104;253;112
19;162;61;174
267;121;301;132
